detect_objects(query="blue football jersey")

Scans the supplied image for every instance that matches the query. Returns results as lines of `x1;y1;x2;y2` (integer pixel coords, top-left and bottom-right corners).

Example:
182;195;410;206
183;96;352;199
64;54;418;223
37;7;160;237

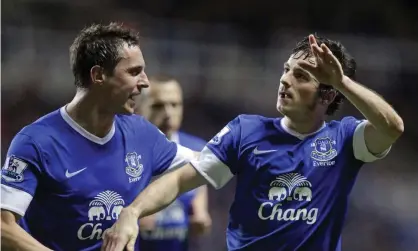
139;131;206;251
1;107;194;251
191;115;390;251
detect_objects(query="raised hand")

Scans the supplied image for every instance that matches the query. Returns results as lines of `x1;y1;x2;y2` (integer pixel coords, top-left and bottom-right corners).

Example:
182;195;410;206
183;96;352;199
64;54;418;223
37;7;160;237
298;34;344;87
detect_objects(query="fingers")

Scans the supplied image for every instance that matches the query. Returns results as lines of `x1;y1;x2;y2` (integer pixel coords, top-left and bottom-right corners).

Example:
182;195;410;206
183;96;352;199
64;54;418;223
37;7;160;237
310;34;340;66
297;60;317;73
101;229;110;251
111;239;126;251
305;34;344;85
309;35;322;56
316;39;339;65
101;229;128;251
308;34;317;48
102;230;115;251
321;43;331;54
320;44;333;62
126;235;138;251
320;44;343;69
297;61;321;84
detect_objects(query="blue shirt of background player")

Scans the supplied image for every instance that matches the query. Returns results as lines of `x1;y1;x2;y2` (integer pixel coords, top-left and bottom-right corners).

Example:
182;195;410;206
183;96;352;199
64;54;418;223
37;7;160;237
138;131;206;251
1;107;194;251
190;114;391;251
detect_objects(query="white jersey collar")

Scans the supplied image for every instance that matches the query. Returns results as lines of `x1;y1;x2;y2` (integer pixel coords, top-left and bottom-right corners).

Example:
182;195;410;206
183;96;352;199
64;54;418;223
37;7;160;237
280;118;325;140
60;106;115;145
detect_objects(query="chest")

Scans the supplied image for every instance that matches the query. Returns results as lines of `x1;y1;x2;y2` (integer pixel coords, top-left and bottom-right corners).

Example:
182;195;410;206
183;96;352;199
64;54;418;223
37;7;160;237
238;133;351;195
250;135;343;166
39;136;154;207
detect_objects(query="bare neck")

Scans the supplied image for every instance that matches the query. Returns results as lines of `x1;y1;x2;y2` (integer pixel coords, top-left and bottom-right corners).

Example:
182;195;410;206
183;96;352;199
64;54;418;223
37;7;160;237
282;115;325;135
66;90;115;138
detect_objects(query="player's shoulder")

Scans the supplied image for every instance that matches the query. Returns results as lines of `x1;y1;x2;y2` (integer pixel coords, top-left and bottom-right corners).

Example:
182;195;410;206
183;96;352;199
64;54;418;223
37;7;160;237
327;116;363;129
325;116;365;141
177;131;206;151
116;114;164;141
230;114;275;128
115;114;148;128
214;114;277;145
116;114;157;132
231;114;277;135
18;108;63;142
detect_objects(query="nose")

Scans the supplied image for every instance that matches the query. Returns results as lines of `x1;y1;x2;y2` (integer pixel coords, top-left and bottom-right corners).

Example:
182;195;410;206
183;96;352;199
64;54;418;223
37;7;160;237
280;73;291;88
163;104;174;118
139;72;149;88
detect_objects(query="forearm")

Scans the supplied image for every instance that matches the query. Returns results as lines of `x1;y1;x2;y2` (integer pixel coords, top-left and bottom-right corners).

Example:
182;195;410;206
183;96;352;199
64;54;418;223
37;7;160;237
128;163;207;219
2;222;52;251
129;171;182;219
337;76;404;136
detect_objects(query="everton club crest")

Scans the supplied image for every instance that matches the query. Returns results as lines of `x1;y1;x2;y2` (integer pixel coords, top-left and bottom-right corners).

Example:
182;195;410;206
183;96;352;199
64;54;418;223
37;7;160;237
310;137;338;162
125;152;143;179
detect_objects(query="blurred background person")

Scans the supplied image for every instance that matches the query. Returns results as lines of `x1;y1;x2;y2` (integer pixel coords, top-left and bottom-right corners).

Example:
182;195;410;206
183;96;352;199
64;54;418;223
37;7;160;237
135;75;212;251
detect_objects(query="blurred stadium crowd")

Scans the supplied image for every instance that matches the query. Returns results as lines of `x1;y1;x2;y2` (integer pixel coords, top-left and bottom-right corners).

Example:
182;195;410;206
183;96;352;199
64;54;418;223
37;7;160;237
2;0;418;250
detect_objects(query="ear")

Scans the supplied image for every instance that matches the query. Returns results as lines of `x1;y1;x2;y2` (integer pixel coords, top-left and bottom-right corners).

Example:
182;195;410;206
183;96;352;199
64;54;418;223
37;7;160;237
319;89;337;105
90;65;106;85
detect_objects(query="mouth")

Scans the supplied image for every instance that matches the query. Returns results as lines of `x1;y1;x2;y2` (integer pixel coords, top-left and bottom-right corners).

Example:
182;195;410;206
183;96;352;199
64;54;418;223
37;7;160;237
128;92;141;100
279;91;292;99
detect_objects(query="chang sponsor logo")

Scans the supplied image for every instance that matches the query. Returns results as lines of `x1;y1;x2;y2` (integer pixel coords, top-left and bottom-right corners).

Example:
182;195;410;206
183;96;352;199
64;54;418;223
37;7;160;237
77;190;125;240
257;173;318;225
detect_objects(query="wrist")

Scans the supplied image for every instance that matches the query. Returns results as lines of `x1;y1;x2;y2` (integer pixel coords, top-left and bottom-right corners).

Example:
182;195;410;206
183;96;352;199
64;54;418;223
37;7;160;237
333;76;351;91
124;205;141;219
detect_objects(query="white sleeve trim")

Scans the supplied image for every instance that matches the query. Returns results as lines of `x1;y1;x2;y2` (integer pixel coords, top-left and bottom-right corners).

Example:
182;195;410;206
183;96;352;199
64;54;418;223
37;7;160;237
169;144;195;170
353;120;391;163
190;146;234;190
155;144;195;178
1;184;33;216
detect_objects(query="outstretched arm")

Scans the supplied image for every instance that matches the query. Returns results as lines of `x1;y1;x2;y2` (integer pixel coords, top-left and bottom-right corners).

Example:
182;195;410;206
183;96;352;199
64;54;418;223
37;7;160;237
102;118;240;251
137;185;212;235
101;163;208;251
130;163;207;219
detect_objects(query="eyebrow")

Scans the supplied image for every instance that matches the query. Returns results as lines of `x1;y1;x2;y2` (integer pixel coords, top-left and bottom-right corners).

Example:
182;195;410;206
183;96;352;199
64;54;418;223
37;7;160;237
283;62;310;75
295;64;320;84
128;64;145;70
293;64;311;75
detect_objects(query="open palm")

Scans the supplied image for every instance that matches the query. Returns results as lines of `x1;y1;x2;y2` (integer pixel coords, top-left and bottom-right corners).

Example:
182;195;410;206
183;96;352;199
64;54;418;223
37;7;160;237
298;35;344;87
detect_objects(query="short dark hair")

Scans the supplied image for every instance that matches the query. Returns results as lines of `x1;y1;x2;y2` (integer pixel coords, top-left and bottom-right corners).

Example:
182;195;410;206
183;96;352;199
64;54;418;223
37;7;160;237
292;35;357;115
69;22;141;88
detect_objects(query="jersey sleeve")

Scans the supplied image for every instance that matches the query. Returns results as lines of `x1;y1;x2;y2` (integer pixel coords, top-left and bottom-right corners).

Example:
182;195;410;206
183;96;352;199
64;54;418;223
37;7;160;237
151;127;195;177
341;117;391;163
191;116;241;190
1;133;42;216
